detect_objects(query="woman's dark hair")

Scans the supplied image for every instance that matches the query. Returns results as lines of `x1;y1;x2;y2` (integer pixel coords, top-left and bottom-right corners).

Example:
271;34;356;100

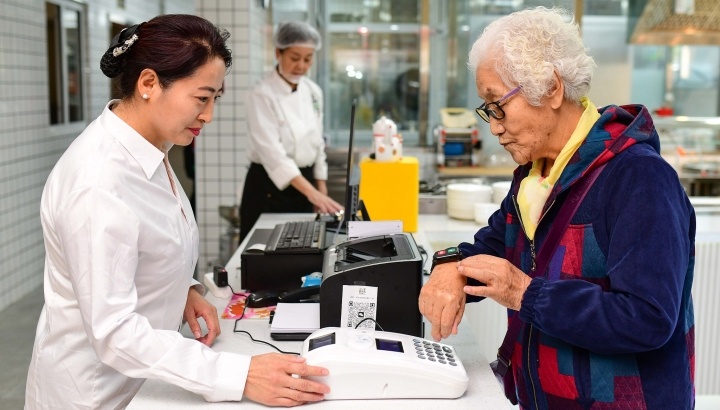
100;14;232;98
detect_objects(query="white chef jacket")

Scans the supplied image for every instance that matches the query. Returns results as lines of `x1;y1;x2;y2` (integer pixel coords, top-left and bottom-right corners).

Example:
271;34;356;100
246;69;327;190
25;102;250;409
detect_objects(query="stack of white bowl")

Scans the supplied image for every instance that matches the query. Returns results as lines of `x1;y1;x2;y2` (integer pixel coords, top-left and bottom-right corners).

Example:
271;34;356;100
473;202;499;225
491;181;512;204
446;183;492;220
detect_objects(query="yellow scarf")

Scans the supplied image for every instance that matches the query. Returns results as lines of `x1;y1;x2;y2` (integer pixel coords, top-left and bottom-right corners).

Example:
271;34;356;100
517;97;600;240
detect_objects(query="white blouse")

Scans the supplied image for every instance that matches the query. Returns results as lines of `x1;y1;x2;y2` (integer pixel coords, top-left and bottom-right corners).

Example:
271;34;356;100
246;69;327;190
25;102;250;409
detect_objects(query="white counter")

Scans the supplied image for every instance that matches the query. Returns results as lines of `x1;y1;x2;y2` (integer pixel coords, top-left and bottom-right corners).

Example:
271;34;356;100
129;210;720;407
128;213;511;409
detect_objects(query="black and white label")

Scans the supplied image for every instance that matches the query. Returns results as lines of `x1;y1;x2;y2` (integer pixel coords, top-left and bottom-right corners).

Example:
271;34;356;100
340;285;379;330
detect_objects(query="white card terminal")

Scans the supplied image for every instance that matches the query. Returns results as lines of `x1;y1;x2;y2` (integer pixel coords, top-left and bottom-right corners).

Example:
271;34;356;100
301;327;469;400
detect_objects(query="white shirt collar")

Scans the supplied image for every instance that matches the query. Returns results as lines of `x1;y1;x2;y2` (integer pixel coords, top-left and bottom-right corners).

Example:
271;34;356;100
270;68;299;95
99;100;167;180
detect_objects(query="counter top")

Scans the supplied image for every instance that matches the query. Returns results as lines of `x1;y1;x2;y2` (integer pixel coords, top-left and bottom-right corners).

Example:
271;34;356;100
128;213;511;409
129;211;720;408
436;166;516;179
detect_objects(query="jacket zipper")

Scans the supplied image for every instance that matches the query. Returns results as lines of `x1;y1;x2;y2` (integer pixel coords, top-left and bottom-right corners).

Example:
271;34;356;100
511;195;555;271
511;195;534;266
512;194;557;409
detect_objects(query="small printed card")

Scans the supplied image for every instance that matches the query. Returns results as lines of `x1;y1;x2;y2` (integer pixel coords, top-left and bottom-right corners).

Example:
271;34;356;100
340;285;378;329
222;292;276;320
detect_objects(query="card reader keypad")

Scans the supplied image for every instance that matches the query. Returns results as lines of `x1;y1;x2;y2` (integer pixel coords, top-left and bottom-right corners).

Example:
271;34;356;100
413;338;458;366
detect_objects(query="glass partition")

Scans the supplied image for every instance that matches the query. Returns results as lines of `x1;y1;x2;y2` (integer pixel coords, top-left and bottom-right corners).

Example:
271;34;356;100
271;0;719;154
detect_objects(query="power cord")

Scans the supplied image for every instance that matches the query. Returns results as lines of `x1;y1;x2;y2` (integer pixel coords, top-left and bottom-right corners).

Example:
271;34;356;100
207;267;299;355
417;245;430;275
232;322;300;355
354;317;384;331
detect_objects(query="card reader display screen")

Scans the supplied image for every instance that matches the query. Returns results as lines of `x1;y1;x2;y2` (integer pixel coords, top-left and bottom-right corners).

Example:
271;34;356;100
308;333;336;351
375;338;404;353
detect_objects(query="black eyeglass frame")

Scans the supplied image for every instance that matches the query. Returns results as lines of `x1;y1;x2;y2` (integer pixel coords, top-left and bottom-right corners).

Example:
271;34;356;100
475;86;522;123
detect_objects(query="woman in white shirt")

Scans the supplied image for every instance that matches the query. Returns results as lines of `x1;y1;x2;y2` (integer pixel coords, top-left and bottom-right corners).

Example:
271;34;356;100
25;14;328;409
240;21;343;240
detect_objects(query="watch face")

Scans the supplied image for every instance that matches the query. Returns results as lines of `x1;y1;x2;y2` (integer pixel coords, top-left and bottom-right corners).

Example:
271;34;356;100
433;247;461;269
436;247;459;258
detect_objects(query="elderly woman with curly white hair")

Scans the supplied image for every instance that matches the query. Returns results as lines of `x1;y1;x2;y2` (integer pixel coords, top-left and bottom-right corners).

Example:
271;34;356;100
419;7;695;409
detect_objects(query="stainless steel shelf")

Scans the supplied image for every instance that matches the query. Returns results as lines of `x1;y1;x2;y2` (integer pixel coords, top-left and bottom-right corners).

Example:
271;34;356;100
653;116;720;129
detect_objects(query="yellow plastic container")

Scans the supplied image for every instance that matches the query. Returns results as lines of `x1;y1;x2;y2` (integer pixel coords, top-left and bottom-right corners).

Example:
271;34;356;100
359;156;419;232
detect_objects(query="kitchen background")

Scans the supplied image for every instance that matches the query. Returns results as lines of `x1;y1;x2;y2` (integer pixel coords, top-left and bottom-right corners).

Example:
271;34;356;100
4;0;719;310
1;0;719;406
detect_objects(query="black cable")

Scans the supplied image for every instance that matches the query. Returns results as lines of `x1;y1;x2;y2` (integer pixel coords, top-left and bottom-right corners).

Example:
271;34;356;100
232;323;300;355
354;317;384;331
418;245;428;264
227;284;244;296
418;245;430;275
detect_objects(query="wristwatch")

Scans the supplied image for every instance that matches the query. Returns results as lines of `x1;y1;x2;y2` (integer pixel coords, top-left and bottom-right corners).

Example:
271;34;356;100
430;246;462;272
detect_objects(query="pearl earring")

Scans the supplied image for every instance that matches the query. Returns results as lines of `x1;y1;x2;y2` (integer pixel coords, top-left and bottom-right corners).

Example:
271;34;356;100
142;93;149;100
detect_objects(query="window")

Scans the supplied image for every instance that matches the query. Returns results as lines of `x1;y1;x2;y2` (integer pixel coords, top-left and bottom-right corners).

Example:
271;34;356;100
273;0;632;148
322;0;423;146
46;1;84;125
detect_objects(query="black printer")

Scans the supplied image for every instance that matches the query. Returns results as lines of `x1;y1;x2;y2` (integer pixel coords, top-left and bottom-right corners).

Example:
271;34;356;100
319;233;424;337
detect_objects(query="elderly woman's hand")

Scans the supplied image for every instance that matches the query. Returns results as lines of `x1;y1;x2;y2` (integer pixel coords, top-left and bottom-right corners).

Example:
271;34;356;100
418;263;467;341
457;255;532;311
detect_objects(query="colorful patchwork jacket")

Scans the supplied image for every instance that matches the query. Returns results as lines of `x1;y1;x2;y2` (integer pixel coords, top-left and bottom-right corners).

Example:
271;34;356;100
460;104;696;409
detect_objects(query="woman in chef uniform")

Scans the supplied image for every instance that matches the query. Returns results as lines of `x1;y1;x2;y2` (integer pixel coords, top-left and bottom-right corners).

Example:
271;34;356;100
240;21;343;241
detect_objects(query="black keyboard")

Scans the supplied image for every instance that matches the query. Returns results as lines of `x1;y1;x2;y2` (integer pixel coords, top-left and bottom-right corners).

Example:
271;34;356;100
264;220;326;254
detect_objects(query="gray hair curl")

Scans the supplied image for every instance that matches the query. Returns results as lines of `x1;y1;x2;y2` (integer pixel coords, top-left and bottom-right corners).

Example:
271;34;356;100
468;7;595;106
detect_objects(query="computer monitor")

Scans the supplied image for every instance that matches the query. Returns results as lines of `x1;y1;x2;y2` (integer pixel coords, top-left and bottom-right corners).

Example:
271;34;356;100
340;99;360;233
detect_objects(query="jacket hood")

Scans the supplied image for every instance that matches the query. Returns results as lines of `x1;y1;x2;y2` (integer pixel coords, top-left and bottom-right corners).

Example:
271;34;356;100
561;104;660;186
513;104;660;205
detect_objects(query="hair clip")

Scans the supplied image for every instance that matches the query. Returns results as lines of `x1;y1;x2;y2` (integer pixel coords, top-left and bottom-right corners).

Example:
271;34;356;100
112;33;139;57
108;23;143;58
99;23;144;78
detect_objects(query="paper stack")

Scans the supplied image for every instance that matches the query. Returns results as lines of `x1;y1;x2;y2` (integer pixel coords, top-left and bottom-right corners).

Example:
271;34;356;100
270;303;320;340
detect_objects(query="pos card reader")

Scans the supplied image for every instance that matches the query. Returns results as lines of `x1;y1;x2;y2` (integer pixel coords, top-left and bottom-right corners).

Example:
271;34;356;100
319;233;423;337
302;327;469;400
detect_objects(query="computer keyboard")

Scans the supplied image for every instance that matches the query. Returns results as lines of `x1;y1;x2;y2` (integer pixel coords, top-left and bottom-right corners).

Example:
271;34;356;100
264;220;327;254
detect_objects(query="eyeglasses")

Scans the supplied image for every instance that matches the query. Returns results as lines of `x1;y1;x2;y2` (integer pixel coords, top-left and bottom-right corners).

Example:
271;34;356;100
475;86;521;123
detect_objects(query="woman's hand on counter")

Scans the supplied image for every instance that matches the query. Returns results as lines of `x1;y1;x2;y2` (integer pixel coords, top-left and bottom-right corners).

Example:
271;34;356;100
244;353;329;406
184;287;221;346
308;190;343;214
418;263;467;342
290;176;343;214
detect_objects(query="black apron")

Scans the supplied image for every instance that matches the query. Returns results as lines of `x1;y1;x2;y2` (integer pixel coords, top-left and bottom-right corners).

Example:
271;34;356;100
239;162;315;241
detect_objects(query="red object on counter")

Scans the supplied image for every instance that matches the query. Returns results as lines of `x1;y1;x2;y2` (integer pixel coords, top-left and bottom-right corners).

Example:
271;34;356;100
654;106;674;116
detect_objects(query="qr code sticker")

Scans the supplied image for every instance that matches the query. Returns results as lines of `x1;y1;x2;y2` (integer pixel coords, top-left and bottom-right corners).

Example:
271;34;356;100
346;301;376;329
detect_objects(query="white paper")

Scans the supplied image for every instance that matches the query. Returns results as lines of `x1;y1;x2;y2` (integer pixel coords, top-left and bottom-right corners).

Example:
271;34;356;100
270;303;320;333
347;221;403;239
340;285;379;330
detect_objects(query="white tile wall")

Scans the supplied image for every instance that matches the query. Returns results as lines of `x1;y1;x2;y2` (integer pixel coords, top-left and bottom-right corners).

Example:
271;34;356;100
195;0;270;272
0;0;194;311
0;0;57;311
0;0;269;309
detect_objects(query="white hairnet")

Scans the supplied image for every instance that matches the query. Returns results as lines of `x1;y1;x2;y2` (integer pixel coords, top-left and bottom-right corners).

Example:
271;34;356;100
274;21;321;50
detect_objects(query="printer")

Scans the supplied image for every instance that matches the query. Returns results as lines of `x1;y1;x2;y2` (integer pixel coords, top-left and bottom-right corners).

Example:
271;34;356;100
319;233;424;337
